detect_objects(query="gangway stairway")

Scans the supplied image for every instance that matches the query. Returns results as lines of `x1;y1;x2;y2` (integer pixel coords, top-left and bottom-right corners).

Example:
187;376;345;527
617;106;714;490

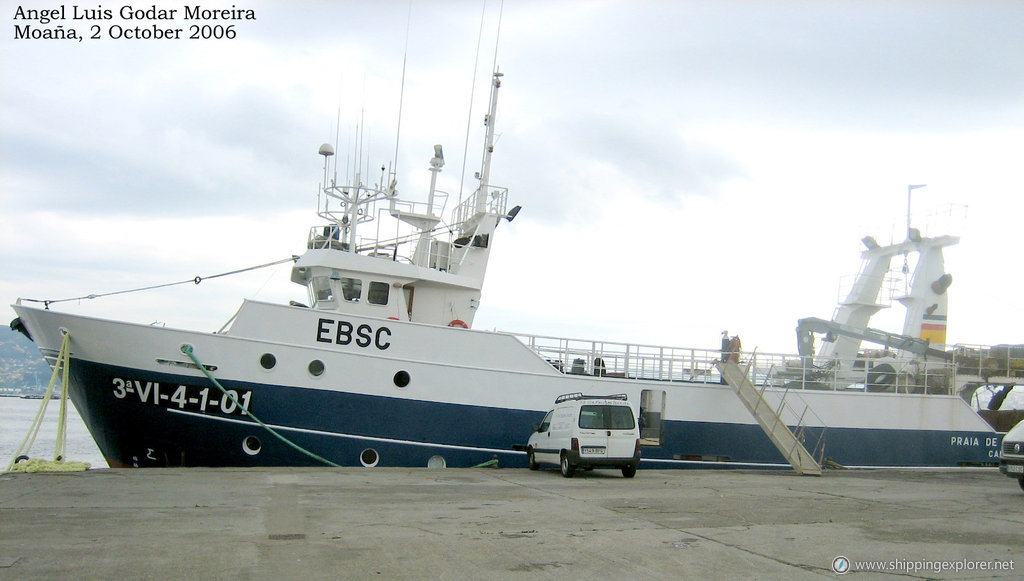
717;360;822;476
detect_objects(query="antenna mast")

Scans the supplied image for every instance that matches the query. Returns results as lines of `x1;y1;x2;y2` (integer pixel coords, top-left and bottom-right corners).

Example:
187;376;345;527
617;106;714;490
476;70;502;214
475;0;504;214
392;0;413;182
458;0;489;206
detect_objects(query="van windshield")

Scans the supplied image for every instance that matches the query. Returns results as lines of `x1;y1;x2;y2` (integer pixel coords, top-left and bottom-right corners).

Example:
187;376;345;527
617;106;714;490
578;405;636;430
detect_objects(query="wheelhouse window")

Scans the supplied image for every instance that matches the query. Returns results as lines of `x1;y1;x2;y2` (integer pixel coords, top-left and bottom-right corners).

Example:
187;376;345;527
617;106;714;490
311;276;335;307
340;277;362;302
368;281;389;305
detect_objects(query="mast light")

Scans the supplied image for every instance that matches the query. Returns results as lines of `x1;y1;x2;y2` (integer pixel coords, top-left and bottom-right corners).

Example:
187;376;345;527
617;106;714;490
430;144;445;169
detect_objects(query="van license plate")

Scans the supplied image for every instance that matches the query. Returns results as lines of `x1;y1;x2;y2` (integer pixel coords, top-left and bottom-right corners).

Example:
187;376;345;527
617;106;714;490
1008;464;1024;474
581;446;605;455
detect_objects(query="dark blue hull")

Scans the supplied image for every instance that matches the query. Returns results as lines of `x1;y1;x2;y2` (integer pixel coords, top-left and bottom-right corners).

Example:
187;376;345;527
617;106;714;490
68;358;1000;469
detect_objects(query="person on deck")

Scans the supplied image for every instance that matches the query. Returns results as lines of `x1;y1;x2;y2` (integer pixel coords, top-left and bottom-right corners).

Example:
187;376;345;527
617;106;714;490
728;335;742;363
720;330;730;383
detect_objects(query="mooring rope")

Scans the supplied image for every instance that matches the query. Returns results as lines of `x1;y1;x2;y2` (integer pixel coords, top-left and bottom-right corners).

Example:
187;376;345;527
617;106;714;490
180;344;340;468
21;256;299;309
5;332;90;473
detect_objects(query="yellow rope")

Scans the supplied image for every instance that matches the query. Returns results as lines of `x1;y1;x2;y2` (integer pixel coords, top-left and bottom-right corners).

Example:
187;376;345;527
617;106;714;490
54;332;72;462
6;458;91;473
5;332;90;473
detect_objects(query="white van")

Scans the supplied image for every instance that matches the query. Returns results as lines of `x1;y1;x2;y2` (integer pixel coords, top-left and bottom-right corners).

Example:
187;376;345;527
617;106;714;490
999;419;1024;492
527;393;641;478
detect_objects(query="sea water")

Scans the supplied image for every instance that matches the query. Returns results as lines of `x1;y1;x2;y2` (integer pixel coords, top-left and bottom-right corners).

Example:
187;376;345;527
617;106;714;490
0;396;107;468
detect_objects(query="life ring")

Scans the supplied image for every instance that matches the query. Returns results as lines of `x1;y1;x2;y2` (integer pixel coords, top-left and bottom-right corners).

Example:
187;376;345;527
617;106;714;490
448;320;468;328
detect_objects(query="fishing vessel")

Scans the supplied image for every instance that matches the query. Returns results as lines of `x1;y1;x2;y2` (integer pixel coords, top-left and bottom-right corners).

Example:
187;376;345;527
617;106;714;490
10;71;1005;470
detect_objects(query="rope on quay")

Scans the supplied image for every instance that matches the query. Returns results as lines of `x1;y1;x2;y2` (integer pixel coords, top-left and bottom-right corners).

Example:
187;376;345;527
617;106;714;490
20;256;299;309
180;344;341;468
5;332;90;473
473;455;500;468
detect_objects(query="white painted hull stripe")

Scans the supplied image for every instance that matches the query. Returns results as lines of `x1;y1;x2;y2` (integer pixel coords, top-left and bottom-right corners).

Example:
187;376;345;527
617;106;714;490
168;408;526;456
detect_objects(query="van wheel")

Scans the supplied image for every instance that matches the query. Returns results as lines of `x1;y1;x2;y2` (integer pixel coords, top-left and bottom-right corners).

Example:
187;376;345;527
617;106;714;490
621;464;637;478
560;453;575;478
527;449;538;471
1018;477;1024;492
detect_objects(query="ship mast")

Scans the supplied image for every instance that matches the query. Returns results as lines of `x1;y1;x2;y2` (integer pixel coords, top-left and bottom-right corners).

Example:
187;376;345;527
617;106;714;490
475;71;502;215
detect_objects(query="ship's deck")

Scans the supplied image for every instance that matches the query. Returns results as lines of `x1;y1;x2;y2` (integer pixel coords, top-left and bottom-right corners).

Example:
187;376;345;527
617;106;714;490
513;332;1024;397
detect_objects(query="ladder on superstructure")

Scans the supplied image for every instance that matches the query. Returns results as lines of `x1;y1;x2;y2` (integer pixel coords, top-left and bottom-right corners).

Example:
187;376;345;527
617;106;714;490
717;360;823;476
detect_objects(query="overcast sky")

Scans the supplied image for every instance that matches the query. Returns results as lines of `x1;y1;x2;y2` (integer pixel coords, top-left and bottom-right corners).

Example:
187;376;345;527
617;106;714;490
2;0;1023;355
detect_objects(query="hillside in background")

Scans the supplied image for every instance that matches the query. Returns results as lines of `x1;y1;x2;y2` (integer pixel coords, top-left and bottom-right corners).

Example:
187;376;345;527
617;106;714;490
0;325;54;395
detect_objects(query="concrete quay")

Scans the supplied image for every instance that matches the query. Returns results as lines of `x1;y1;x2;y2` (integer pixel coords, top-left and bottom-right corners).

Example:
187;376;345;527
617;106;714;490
1;467;1022;580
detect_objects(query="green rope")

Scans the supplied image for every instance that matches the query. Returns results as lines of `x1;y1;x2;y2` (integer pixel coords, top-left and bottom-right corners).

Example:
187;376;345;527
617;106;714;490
822;457;847;470
180;344;340;468
473;456;499;468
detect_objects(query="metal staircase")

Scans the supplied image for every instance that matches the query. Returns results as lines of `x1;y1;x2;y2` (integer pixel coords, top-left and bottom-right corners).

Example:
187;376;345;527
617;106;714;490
717;360;822;476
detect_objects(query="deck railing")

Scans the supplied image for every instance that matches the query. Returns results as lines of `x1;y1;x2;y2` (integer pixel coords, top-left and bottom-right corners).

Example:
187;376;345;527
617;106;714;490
452;186;508;225
513;332;958;395
952;344;1024;380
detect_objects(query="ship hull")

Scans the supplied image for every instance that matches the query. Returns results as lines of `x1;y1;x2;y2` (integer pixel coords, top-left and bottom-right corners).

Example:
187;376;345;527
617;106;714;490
13;303;1000;469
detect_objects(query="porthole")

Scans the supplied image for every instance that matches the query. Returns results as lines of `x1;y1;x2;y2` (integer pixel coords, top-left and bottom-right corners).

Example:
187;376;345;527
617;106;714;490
259;353;277;370
308;359;325;377
393;370;410;388
427;455;446;469
242;436;262;456
360;448;379;467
